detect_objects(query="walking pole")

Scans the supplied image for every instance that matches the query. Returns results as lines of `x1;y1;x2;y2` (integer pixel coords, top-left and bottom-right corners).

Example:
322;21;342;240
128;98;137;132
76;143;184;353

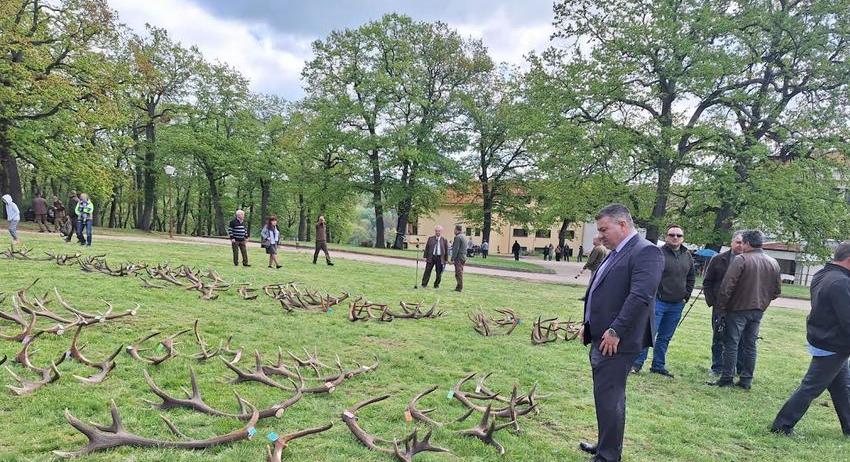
677;287;704;329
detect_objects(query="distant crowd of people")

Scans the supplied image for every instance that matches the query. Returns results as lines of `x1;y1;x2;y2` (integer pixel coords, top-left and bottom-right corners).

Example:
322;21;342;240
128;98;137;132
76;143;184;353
3;190;95;246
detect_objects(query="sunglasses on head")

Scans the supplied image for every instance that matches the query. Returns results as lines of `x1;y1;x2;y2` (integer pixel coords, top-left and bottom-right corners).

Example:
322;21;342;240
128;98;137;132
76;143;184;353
667;233;683;238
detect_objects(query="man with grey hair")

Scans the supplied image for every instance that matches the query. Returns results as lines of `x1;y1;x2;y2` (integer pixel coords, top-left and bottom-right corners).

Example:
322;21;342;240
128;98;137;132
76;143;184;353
772;241;850;436
578;204;664;462
228;209;250;267
450;224;468;292
711;230;781;389
702;232;746;376
421;225;448;288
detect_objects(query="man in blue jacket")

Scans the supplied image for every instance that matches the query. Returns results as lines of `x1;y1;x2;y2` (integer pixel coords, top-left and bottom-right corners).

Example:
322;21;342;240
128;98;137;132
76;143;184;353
578;204;664;462
772;241;850;436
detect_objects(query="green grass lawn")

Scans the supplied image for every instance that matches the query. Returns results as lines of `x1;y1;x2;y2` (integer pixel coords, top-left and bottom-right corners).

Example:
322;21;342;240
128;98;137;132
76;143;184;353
696;275;811;300
0;234;839;461
279;239;555;274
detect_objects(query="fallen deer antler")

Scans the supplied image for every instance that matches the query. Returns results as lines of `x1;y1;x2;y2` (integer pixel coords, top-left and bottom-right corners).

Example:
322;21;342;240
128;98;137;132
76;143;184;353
266;424;333;462
451;373;538;422
53;399;260;458
144;367;303;421
127;329;190;366
68;324;122;384
407;386;442;426
457;404;514;455
191;320;222;361
6;331;67;395
531;316;581;345
342;395;451;462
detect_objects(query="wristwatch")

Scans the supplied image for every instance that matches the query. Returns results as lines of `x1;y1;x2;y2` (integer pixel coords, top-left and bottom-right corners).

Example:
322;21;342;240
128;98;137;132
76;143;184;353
606;328;619;338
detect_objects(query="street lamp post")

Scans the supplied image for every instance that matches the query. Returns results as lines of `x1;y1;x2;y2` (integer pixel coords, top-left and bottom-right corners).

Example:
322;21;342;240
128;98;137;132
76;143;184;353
164;165;176;239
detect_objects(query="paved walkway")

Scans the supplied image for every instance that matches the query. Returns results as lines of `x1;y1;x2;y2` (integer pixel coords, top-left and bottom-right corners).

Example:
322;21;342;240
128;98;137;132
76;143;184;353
21;230;811;311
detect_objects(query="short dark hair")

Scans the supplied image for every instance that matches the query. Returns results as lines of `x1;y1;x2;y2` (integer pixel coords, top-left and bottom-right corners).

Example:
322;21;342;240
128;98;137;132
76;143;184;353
454;224;463;233
741;230;764;248
595;204;634;227
834;241;850;262
667;224;683;232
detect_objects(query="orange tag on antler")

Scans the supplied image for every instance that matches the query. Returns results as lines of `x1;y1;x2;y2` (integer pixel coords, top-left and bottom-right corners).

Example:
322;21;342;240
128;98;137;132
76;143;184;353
404;410;413;422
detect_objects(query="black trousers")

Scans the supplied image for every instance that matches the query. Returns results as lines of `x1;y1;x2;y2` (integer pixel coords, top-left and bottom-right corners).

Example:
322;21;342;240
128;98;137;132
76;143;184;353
773;353;850;434
722;309;763;384
590;343;638;462
711;310;743;374
231;241;248;265
313;242;331;263
421;257;444;287
513;251;519;261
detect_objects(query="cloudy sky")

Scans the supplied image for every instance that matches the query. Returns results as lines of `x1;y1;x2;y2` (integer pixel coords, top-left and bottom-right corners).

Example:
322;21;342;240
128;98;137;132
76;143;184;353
109;0;557;100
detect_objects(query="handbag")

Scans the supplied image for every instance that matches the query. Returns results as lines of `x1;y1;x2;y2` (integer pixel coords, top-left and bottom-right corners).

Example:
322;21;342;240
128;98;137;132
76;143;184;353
260;239;270;248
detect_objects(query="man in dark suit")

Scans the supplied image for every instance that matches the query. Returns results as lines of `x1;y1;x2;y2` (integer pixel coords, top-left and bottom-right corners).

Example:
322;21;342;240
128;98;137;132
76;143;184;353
579;204;664;462
421;225;449;288
450;224;469;292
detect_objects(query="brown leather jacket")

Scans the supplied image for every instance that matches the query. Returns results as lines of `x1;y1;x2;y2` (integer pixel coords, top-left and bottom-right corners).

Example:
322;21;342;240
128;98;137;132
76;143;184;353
717;248;781;312
423;236;448;264
315;222;327;243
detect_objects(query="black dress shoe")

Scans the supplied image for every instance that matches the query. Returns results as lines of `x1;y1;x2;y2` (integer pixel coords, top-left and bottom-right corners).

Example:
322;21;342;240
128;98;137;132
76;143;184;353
770;426;794;436
706;379;734;387
578;441;598;455
327;261;334;266
630;366;641;374
735;381;752;390
650;368;675;378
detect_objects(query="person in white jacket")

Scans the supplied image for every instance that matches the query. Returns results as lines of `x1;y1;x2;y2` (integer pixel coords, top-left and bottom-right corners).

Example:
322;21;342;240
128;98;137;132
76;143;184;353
2;194;21;245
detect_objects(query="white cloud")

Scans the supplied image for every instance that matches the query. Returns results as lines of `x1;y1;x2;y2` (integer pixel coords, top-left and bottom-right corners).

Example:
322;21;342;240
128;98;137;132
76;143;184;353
452;6;553;66
110;0;311;99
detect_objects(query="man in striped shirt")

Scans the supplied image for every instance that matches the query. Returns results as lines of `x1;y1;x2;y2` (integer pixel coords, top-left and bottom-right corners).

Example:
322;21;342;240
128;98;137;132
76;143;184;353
228;209;250;267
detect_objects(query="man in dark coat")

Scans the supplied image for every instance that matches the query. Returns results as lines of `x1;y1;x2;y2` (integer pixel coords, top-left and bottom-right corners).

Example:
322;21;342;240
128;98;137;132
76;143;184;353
421;225;449;288
450;224;468;292
65;191;79;242
702;232;745;375
313;215;334;265
512;240;521;261
32;192;50;232
578;204;664;462
772;241;850;436
711;230;781;389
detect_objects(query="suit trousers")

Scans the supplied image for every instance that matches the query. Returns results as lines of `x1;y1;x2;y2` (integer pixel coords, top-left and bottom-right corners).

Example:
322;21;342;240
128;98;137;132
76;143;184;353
772;353;850;434
590;343;638;462
454;259;465;291
421;257;444;287
35;213;49;232
232;241;248;265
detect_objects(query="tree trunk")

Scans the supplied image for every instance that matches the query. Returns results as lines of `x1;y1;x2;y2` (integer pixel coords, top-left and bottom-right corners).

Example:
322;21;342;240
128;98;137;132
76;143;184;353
481;180;493;245
259;178;270;227
108;184;120;228
558;218;571;248
204;170;226;236
646;165;675;243
297;193;306;241
138;118;157;231
369;149;385;248
0;121;23;207
393;161;413;249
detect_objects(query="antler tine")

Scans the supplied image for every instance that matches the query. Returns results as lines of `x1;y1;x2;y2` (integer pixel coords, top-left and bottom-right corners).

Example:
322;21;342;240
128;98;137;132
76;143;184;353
407;386;442;426
458;404;511;455
342;394;395;454
267;423;334;462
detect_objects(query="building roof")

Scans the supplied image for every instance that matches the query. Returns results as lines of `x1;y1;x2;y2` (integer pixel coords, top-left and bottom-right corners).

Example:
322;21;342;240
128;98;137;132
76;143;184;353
763;242;802;252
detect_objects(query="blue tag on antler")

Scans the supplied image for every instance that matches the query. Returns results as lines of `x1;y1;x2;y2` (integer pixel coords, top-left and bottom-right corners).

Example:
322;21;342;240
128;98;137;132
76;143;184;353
267;432;279;442
247;427;257;439
447;390;455;399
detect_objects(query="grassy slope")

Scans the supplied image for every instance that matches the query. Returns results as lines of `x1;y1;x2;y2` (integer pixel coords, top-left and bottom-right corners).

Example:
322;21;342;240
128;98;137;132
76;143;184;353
0;234;837;462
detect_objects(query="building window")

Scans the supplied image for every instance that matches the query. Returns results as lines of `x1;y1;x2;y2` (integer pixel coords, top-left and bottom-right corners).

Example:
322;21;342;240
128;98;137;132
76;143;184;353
475;228;481;237
535;229;551;238
407;222;418;235
513;228;528;237
466;227;473;236
565;230;575;240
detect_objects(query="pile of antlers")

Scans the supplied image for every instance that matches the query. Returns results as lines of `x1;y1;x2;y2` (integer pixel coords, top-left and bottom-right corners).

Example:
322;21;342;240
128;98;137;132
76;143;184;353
468;309;520;336
348;298;444;322
0;283;139;395
449;373;542;454
343;394;450;462
531;316;582;344
265;282;349;312
44;251;82;265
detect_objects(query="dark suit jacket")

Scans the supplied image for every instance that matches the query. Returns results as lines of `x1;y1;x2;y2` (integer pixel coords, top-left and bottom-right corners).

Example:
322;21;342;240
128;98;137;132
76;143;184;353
582;235;664;353
423;236;449;264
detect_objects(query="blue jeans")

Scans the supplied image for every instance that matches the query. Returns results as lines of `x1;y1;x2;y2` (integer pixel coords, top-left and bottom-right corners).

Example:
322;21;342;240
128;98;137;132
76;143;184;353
634;299;685;371
77;220;92;245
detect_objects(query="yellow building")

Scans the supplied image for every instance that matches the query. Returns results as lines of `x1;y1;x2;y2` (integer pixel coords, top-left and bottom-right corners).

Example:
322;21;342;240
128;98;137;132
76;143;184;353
407;190;586;256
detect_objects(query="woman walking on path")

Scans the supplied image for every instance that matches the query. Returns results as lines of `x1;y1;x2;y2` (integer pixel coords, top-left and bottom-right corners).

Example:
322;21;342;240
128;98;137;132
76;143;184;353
2;194;20;245
261;216;282;268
